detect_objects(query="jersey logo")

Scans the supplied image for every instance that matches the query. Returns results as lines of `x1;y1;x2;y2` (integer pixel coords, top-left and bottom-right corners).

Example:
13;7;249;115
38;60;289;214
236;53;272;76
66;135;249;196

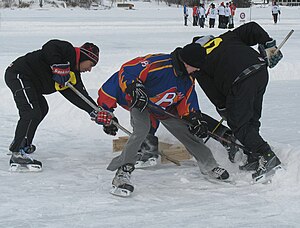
151;88;184;109
204;37;222;54
141;61;149;67
155;92;177;107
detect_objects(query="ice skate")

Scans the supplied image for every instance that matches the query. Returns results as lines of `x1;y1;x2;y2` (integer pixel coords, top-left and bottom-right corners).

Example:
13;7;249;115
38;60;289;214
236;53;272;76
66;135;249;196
135;134;159;169
208;167;229;180
252;150;282;184
110;164;134;197
9;148;42;172
135;153;158;169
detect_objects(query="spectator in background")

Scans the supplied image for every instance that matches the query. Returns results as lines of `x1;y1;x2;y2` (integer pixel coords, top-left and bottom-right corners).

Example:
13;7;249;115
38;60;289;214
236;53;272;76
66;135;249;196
217;2;226;28
206;3;217;28
198;3;206;28
184;3;189;26
224;2;231;28
271;1;281;24
228;1;236;28
193;5;199;26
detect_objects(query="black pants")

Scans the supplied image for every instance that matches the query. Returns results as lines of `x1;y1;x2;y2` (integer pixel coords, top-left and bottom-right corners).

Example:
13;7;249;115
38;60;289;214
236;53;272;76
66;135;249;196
226;67;270;156
5;69;48;152
209;18;215;28
273;14;278;23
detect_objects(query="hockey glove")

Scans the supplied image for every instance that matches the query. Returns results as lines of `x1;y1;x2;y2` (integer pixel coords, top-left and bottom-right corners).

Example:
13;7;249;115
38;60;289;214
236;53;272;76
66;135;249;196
51;62;71;86
216;106;227;121
126;81;149;112
258;39;283;69
94;110;114;126
184;111;208;138
103;117;119;136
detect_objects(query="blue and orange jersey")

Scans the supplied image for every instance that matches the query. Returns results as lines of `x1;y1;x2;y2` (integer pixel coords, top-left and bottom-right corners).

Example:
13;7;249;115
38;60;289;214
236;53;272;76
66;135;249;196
118;53;200;117
97;71;159;133
97;53;200;119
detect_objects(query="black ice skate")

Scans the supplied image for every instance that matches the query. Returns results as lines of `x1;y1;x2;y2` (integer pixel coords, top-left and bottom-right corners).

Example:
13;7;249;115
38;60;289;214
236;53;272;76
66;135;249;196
9;149;42;172
110;164;135;197
135;134;159;169
252;150;282;183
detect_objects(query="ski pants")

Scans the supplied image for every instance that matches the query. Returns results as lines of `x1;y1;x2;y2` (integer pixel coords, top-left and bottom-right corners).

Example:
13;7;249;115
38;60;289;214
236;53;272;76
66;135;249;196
226;67;271;157
107;108;219;173
4;69;48;152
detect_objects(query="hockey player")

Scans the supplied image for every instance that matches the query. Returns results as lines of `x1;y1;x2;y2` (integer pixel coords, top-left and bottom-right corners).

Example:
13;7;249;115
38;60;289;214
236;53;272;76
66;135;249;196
4;40;99;172
189;22;283;182
96;78;161;168
94;46;230;197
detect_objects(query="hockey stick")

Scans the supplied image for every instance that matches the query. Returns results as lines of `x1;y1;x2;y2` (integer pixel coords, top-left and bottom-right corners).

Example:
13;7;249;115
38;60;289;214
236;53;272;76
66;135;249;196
146;102;249;152
275;29;294;54
66;82;131;135
203;117;225;144
66;82;180;166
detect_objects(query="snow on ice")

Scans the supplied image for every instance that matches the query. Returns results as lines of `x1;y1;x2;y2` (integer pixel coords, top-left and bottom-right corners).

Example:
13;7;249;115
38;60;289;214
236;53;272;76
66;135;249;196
0;2;300;227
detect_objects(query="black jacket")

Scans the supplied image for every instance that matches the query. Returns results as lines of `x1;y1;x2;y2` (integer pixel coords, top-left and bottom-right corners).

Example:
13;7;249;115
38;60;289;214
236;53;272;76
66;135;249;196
7;39;96;114
194;22;271;108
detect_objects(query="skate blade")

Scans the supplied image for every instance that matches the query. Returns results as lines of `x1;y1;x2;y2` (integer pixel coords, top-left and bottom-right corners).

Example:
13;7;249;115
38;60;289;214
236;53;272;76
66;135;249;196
9;163;42;172
110;185;132;197
204;176;236;185
135;157;157;169
252;164;282;184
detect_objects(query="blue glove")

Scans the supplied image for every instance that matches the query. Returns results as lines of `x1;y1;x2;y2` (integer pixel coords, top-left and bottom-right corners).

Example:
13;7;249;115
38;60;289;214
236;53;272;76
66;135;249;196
126;81;149;112
258;39;283;69
51;62;70;85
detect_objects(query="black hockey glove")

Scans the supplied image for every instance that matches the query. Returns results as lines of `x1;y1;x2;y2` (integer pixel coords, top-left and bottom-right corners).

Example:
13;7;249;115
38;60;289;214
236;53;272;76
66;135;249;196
258;39;283;69
51;62;71;85
184;111;208;138
126;81;149;112
103;117;119;136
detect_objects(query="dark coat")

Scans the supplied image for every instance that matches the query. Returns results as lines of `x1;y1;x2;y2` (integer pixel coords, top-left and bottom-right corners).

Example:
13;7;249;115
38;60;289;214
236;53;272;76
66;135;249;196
7;39;96;114
193;22;272;108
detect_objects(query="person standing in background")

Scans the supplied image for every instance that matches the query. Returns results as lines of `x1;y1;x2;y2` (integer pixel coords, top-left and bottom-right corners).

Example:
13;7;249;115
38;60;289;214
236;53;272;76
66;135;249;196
228;1;236;28
184;3;189;26
198;3;206;28
217;2;226;28
271;1;281;24
206;3;217;28
193;5;199;26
